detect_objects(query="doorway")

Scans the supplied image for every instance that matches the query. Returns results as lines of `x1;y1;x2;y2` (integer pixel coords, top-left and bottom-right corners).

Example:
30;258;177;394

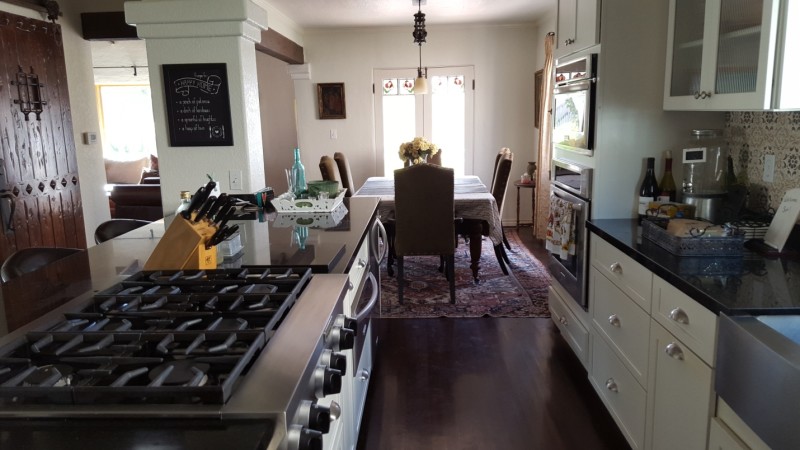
374;66;474;176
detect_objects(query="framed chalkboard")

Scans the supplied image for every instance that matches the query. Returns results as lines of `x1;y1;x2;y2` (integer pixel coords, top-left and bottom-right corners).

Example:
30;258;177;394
162;63;233;147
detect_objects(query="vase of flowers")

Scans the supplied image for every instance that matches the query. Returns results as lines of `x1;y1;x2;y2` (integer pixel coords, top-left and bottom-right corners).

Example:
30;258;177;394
399;137;439;165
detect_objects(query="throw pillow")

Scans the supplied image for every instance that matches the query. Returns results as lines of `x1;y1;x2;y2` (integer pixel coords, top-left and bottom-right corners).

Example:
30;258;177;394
150;154;159;172
105;157;149;184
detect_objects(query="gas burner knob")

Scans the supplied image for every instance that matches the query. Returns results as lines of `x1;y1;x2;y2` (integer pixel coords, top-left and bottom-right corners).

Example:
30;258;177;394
298;400;331;434
328;326;355;351
287;424;323;450
321;349;347;376
335;315;358;337
314;365;342;397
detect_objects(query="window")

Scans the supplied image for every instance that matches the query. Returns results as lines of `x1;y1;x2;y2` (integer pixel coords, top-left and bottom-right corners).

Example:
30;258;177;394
97;85;157;160
374;66;474;176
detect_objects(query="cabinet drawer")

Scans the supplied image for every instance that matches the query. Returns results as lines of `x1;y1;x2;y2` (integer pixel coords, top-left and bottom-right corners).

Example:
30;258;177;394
352;325;373;430
709;418;749;450
591;234;652;311
549;286;589;367
652;276;717;366
591;336;647;450
591;268;650;386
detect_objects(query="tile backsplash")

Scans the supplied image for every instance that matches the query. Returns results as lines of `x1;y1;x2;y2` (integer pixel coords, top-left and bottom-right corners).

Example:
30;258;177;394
725;111;800;213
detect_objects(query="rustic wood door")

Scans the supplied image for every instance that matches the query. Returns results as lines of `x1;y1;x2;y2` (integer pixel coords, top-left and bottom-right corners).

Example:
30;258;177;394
0;11;86;262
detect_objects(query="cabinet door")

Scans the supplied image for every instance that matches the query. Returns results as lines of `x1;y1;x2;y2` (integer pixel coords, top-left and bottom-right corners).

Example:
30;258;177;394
555;0;578;58
664;0;780;110
555;0;600;60
647;321;714;450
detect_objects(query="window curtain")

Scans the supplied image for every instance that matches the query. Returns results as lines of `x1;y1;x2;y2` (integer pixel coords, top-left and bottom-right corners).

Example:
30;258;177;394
534;32;555;240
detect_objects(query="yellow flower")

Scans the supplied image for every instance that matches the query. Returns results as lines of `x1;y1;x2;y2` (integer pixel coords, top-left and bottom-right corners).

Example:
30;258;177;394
399;137;439;163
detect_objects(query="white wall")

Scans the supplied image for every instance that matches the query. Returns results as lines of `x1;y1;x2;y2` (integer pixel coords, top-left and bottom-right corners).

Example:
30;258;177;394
292;24;539;225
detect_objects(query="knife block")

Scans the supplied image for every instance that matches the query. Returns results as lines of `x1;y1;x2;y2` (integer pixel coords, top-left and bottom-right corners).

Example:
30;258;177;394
144;214;218;270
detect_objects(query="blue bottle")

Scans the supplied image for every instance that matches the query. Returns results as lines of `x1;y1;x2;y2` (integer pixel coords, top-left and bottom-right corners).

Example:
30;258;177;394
291;148;307;197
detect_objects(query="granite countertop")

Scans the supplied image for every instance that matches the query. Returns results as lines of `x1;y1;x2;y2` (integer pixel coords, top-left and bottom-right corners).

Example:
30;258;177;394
587;219;800;316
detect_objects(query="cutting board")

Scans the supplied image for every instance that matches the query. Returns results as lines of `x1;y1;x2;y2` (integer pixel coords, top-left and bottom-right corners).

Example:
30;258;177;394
764;188;800;252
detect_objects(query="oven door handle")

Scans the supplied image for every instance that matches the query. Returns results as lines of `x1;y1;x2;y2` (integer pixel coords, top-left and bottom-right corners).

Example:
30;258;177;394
551;191;583;211
373;219;388;264
354;272;379;321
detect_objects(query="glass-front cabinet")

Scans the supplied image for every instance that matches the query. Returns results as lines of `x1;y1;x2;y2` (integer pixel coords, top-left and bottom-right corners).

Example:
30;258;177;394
664;0;800;110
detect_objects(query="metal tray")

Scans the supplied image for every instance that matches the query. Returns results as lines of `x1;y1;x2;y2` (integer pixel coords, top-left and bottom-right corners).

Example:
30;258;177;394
642;219;744;256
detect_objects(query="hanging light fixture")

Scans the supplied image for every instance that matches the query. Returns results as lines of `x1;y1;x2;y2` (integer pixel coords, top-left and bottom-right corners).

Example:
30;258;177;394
412;0;428;95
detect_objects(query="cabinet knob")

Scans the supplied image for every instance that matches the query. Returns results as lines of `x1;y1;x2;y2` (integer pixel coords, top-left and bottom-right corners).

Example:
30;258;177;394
665;342;685;361
357;258;367;268
564;38;575;45
559;315;568;326
359;369;370;381
609;262;623;274
328;401;342;422
668;307;690;325
605;378;618;393
608;314;621;327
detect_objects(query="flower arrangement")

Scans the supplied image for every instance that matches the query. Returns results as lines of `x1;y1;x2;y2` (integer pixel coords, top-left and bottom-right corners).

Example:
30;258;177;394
399;137;439;164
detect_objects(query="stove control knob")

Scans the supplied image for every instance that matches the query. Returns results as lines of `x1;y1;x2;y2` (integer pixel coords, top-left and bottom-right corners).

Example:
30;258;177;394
298;400;331;434
314;365;342;397
335;315;359;337
329;326;355;351
321;349;348;376
287;424;323;450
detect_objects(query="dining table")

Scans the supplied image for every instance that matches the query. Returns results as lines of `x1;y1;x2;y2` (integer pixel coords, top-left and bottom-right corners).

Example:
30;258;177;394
354;175;505;282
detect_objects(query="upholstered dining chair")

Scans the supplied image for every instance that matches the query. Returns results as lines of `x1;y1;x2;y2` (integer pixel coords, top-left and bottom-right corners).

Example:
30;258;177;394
319;155;338;182
491;151;514;273
394;163;456;304
1;247;82;282
333;152;355;197
94;218;152;244
490;147;511;191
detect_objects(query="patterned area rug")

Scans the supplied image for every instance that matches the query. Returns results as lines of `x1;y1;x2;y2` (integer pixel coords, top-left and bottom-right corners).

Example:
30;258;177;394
378;228;551;318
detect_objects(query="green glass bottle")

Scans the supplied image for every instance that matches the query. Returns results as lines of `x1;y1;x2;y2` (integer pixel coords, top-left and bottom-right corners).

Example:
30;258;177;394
291;148;306;197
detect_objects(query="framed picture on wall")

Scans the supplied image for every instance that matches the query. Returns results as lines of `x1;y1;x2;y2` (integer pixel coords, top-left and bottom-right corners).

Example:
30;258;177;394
534;69;543;129
317;83;346;119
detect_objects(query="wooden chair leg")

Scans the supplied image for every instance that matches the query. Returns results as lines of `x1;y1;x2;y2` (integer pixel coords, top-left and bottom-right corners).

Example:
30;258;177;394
447;254;456;303
502;228;511;250
397;256;404;304
494;244;509;275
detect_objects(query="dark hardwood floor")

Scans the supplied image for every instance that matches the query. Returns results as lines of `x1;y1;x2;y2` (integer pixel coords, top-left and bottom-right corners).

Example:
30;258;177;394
356;226;631;450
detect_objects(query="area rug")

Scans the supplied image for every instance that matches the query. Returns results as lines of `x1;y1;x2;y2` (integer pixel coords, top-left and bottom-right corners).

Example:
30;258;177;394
378;228;551;318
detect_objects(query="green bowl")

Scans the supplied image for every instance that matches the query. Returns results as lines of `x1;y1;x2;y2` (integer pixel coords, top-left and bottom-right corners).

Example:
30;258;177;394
307;180;340;197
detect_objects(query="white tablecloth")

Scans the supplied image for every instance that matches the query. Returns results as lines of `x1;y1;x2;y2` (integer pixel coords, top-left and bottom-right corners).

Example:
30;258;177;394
355;176;504;245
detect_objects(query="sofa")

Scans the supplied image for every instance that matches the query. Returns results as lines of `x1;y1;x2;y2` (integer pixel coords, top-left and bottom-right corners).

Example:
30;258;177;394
105;156;163;221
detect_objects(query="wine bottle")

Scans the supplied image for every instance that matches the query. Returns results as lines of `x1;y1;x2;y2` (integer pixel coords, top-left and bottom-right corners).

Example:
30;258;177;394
638;157;659;221
658;151;677;202
291;148;307;197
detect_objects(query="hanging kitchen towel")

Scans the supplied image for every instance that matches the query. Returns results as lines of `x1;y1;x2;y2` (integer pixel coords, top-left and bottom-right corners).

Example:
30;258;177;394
546;194;576;259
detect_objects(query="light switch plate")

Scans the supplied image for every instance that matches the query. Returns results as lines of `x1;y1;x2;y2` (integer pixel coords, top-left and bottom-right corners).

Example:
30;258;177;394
229;170;243;191
82;132;97;145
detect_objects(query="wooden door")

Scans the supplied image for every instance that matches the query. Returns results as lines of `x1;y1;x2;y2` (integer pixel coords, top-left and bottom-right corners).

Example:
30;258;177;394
0;11;86;261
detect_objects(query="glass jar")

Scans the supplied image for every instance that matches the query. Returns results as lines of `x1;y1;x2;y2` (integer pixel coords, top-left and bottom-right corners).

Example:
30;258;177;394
681;129;728;195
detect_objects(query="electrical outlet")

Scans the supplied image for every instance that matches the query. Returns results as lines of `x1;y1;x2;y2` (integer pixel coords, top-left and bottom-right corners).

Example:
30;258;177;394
763;154;775;183
330;129;337;140
229;170;243;191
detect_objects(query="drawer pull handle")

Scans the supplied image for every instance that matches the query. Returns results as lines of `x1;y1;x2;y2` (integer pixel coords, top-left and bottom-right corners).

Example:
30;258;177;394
358;258;367;269
359;369;370;381
608;314;621;327
668;307;690;325
605;378;618;393
609;262;622;274
347;281;354;291
665;342;685;361
564;38;575;45
559;315;568;326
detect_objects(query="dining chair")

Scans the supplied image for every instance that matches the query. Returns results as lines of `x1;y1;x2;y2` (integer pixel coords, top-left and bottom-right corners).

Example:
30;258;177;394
94;218;152;244
333;152;355;197
1;247;82;282
394;163;456;304
319;155;338;182
489;147;511;192
491;151;514;273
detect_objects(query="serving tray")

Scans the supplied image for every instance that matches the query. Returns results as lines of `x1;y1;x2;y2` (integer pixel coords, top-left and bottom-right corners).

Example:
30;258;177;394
642;219;744;256
272;189;346;212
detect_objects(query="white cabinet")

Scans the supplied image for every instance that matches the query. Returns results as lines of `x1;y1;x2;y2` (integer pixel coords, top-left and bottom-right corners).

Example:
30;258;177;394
708;419;749;450
555;0;601;60
664;0;800;110
646;321;715;450
549;283;590;368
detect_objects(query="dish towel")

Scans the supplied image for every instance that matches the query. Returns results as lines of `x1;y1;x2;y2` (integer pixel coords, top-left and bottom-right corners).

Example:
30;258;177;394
546;194;576;259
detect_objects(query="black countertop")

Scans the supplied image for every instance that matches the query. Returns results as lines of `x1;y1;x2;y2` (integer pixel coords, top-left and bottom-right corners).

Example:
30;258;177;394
587;219;800;316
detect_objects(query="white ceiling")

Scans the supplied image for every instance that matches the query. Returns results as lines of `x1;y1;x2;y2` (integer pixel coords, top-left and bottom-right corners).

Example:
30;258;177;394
91;0;553;84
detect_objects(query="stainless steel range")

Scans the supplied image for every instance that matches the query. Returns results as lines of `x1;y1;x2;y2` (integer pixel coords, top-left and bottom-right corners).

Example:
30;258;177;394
0;267;354;450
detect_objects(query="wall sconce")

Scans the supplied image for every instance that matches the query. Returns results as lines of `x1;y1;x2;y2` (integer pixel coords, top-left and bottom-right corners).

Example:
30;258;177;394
11;66;47;121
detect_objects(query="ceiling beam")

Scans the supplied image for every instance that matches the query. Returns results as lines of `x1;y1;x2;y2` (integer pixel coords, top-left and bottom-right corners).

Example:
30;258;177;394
81;12;138;40
255;28;304;65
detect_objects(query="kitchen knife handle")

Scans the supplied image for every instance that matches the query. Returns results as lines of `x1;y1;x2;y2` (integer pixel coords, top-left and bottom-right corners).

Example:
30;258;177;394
193;195;217;222
181;186;206;220
206;193;228;221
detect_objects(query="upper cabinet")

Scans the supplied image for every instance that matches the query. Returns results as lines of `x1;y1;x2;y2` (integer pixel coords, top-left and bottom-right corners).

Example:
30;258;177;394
554;0;601;61
664;0;800;110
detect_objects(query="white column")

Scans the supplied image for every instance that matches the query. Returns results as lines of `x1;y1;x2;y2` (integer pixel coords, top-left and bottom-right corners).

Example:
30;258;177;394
125;0;268;213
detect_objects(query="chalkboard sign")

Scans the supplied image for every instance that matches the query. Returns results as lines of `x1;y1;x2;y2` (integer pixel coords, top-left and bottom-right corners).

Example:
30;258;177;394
162;63;233;147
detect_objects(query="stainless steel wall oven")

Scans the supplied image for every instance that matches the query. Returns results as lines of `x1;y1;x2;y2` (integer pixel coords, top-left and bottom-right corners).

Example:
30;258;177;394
553;53;597;156
547;158;592;309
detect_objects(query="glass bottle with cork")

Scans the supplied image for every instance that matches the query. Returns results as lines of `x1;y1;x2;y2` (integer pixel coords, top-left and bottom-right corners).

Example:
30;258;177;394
638;157;659;222
658;150;677;203
291;148;307;198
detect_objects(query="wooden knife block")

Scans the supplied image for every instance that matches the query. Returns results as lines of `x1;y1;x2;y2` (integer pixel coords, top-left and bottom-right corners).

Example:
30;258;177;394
144;215;218;270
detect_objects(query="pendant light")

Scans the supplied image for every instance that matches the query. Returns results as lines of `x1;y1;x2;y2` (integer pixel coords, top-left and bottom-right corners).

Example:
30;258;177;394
412;0;428;95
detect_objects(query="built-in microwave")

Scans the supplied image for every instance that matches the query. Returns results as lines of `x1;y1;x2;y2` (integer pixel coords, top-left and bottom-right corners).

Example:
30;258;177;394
553;54;597;156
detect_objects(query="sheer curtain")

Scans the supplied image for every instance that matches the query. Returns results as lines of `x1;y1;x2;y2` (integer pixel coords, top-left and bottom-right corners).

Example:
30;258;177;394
534;32;555;240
